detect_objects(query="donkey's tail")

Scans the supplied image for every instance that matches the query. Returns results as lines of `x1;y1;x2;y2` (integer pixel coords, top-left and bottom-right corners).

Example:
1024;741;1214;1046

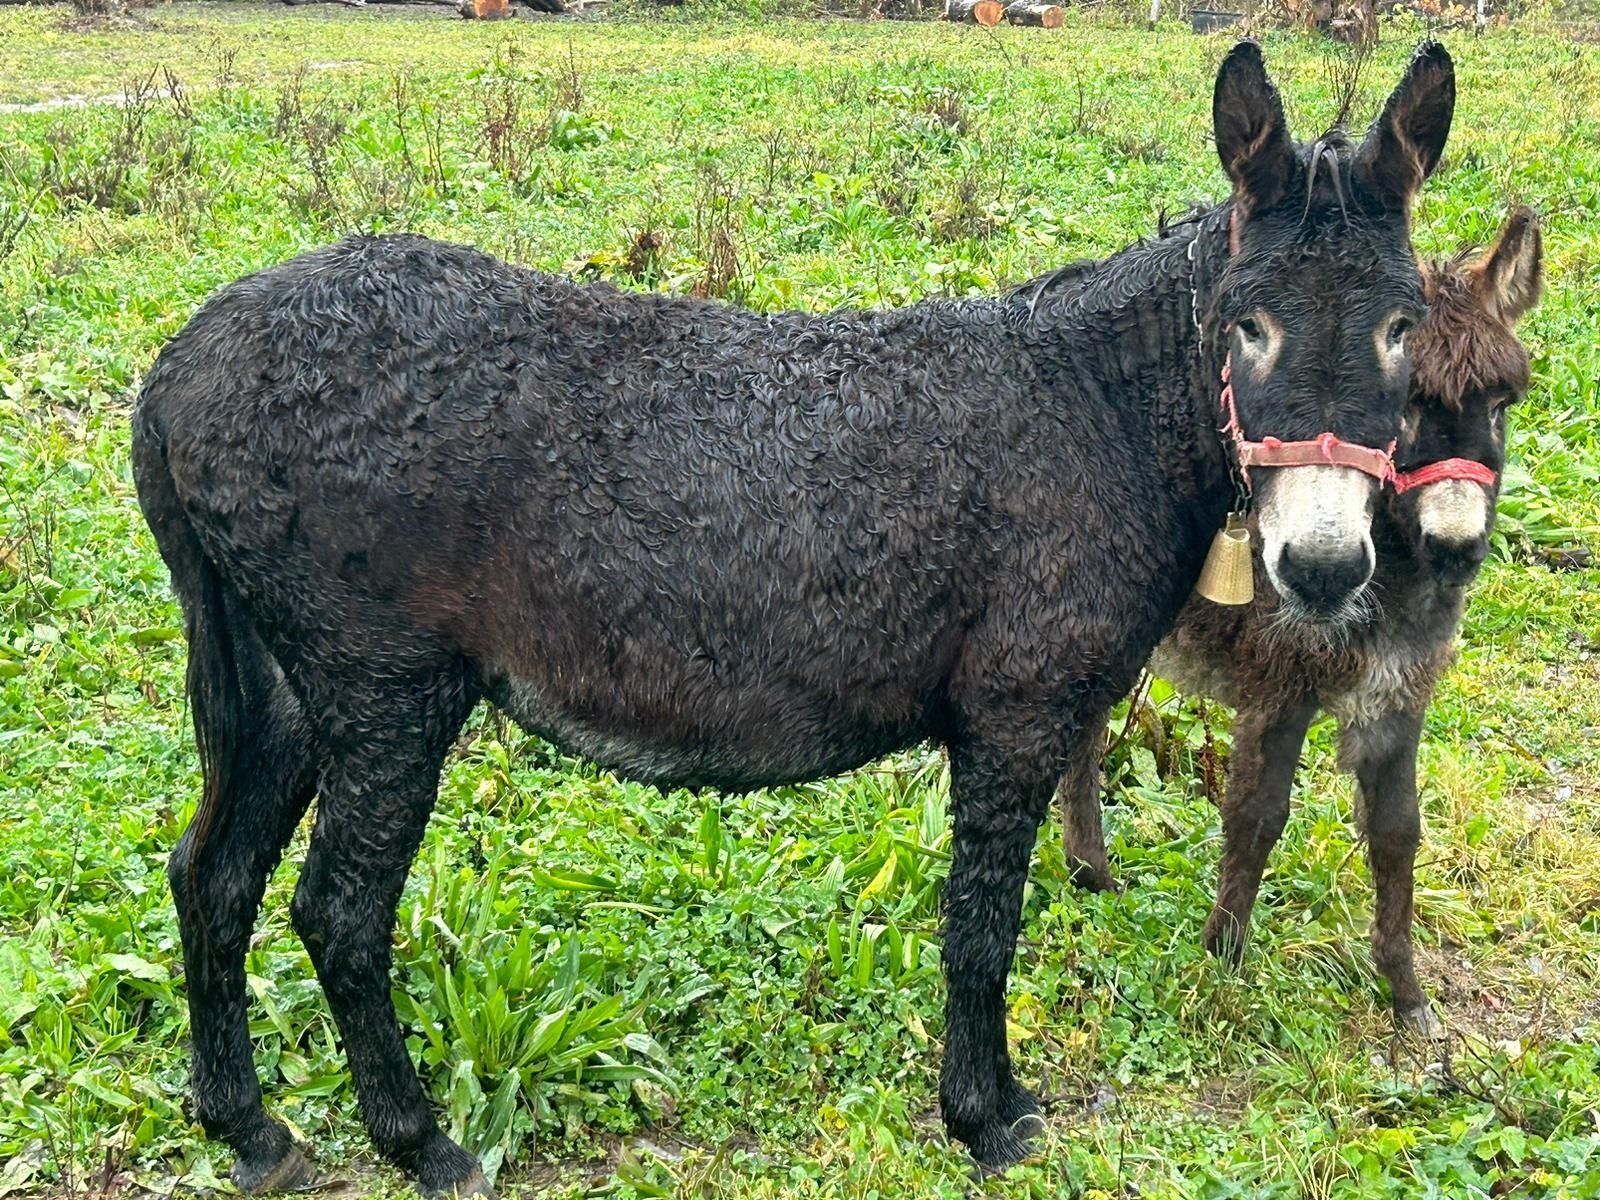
131;401;243;889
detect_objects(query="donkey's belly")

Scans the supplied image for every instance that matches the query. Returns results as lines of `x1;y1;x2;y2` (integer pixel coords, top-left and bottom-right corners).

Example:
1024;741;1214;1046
482;669;926;793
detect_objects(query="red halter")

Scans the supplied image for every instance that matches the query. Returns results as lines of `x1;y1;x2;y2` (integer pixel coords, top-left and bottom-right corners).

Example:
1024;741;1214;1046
1391;458;1498;494
1217;354;1397;492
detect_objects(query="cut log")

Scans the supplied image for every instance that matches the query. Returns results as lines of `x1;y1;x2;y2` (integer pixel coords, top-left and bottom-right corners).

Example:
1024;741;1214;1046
944;0;1005;23
457;0;566;14
1003;0;1064;24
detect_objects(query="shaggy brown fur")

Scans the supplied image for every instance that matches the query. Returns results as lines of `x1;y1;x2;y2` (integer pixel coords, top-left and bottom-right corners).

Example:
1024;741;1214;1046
1061;208;1543;1039
1411;209;1538;404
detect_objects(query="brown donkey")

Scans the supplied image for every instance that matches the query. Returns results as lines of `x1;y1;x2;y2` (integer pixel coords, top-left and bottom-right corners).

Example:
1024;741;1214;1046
1061;208;1543;1038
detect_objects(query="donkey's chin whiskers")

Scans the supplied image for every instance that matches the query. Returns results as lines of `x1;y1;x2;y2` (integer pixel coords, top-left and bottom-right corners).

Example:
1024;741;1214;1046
1268;584;1379;653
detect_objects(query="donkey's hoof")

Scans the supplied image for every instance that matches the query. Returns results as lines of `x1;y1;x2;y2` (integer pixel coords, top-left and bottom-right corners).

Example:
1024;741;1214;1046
413;1132;495;1200
961;1089;1046;1175
1202;913;1249;967
1397;1002;1447;1042
231;1144;319;1194
965;1117;1044;1175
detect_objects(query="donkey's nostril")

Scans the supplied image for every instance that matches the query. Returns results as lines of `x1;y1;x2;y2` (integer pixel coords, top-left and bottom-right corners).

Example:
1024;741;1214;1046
1276;543;1374;617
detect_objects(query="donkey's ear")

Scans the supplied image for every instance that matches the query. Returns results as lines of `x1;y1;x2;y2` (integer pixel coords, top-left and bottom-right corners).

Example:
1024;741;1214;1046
1213;41;1295;216
1354;41;1455;214
1471;206;1544;323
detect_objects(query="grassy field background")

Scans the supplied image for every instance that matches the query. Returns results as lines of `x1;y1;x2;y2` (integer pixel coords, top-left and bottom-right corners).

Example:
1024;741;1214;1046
1;6;1598;1197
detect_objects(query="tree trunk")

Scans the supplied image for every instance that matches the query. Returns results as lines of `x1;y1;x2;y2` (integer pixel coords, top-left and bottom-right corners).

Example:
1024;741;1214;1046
1003;0;1064;24
944;0;1005;22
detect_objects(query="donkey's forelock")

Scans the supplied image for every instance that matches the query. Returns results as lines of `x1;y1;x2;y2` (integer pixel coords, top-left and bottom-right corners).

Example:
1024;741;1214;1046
1413;213;1542;407
1413;262;1531;405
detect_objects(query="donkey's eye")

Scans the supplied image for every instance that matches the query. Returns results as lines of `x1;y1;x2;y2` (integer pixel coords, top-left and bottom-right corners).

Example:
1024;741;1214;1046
1386;316;1413;347
1237;317;1263;342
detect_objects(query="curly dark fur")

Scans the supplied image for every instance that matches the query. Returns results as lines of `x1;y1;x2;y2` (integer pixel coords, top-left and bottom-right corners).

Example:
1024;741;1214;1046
1061;208;1542;1040
132;41;1455;1191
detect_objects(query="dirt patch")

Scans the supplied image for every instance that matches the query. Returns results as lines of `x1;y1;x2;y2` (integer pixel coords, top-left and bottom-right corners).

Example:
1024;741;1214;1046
1191;1075;1254;1123
0;92;126;114
0;58;367;114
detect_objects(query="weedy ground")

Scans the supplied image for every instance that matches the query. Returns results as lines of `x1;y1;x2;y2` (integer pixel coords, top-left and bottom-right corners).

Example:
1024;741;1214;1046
1;6;1598;1198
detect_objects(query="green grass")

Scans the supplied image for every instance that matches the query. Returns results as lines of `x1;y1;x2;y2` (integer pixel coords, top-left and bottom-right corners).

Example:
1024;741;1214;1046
2;6;1599;1197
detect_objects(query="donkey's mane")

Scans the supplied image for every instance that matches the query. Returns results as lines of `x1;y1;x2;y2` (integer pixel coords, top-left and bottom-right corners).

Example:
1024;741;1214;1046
1009;131;1372;323
1006;203;1215;316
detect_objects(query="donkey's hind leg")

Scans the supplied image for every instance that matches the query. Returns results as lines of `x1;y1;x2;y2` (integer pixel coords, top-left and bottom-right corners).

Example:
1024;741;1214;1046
169;628;321;1192
289;663;490;1198
1202;700;1317;964
1056;725;1119;893
1343;708;1445;1040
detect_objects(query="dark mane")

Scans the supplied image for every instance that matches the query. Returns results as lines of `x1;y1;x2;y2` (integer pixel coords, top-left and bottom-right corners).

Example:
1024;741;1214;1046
1005;203;1218;314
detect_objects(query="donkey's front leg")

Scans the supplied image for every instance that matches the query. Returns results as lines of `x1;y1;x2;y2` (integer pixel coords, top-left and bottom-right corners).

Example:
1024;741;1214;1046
1343;708;1445;1039
1203;699;1318;964
939;741;1052;1170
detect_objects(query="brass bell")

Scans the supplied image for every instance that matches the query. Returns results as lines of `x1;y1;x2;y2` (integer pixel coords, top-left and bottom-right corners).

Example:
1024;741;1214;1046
1195;512;1254;605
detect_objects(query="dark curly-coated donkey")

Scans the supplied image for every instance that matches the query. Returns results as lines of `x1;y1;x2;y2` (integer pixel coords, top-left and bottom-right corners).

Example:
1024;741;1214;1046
1062;207;1543;1037
133;42;1454;1195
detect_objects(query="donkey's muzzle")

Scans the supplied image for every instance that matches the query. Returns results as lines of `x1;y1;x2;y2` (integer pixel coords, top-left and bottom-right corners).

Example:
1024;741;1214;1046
1421;533;1488;588
1255;464;1380;619
1274;542;1375;618
1414;478;1494;589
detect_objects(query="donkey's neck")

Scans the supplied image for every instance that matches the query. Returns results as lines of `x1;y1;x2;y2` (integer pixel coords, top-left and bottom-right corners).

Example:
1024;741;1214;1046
1016;208;1237;521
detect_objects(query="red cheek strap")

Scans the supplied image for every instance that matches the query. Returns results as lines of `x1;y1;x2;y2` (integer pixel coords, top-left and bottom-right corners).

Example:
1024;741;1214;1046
1392;457;1498;494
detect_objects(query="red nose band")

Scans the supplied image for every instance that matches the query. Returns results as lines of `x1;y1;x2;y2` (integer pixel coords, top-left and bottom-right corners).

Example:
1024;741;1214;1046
1391;457;1498;494
1218;354;1397;491
1238;432;1398;481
